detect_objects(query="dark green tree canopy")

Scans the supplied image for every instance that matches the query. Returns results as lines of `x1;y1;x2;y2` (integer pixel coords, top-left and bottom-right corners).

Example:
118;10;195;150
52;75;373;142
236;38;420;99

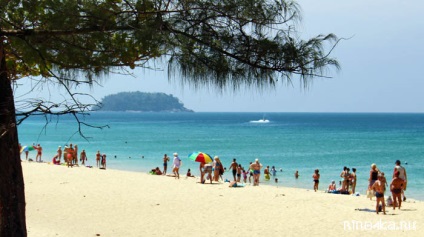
2;0;339;93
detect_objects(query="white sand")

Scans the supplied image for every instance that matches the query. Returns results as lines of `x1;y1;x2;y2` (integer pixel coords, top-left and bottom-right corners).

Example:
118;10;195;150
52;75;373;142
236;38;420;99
23;161;423;237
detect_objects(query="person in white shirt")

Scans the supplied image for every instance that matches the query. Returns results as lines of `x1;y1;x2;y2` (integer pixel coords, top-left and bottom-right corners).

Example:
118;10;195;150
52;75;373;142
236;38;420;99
172;153;182;179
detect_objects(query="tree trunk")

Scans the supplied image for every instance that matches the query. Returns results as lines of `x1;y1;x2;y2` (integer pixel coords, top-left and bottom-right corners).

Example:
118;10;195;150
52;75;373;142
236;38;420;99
0;41;27;236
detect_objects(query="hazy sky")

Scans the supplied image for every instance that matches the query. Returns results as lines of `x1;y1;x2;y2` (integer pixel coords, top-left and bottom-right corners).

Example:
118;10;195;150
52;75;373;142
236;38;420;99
15;0;424;112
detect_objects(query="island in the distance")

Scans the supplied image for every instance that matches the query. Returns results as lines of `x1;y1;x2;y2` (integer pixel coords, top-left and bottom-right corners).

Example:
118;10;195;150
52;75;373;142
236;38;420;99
94;91;193;112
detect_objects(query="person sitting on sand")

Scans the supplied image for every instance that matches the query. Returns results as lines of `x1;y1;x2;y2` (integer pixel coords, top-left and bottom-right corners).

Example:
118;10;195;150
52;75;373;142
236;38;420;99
155;167;162;175
327;180;337;192
390;171;405;210
371;174;386;215
186;169;195;178
52;155;60;165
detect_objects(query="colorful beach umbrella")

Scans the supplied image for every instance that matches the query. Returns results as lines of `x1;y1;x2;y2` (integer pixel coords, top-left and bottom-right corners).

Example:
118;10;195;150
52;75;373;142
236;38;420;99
20;145;35;153
188;152;213;163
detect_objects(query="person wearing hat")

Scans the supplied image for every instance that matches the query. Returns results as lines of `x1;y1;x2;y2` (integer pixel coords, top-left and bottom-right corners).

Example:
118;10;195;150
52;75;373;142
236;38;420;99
172;153;182;179
393;160;407;201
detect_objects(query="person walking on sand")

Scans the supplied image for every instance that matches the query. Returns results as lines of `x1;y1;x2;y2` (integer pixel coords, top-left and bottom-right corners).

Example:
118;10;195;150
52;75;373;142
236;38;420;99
250;158;263;186
390;171;405;210
162;154;170;175
229;158;238;182
393;160;407;201
73;144;78;165
312;169;320;192
172;153;182;179
372;174;386;215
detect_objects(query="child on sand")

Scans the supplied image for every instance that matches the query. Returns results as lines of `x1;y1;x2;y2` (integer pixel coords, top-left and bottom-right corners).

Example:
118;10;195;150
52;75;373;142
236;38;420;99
312;169;320;192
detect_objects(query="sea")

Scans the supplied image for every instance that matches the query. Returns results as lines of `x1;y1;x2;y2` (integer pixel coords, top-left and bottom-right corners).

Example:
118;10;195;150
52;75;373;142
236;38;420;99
17;112;424;200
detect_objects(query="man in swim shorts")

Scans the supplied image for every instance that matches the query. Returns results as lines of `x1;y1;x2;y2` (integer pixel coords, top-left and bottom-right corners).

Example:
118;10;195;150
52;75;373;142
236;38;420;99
229;158;238;182
172;153;182;179
372;174;386;215
162;154;169;175
390;171;405;210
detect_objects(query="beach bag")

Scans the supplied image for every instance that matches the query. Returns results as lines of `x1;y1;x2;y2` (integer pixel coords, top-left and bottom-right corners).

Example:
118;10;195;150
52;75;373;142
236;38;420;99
366;189;375;198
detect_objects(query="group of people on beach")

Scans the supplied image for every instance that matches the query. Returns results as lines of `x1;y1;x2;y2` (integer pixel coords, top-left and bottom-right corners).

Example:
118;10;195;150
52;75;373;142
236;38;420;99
367;160;407;214
324;167;357;194
20;143;107;169
156;153;286;187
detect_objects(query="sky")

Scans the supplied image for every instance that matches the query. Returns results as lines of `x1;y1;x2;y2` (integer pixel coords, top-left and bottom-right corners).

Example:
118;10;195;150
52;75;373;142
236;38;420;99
14;0;424;112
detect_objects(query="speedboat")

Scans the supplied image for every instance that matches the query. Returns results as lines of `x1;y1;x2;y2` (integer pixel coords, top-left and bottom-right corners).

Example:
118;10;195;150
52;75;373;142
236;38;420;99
250;118;270;123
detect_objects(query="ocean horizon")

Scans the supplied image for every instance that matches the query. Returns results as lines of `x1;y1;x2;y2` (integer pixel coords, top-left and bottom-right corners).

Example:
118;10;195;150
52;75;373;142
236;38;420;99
17;112;424;200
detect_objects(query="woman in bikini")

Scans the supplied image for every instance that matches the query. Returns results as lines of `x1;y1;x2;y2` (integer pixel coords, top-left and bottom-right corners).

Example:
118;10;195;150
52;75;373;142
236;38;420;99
213;156;223;182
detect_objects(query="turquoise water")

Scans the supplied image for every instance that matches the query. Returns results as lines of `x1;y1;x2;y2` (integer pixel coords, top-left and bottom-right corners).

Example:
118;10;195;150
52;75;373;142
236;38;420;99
17;112;424;200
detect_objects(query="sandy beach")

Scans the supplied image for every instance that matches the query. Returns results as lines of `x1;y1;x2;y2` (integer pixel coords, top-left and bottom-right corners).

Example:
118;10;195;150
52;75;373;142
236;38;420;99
23;161;423;237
